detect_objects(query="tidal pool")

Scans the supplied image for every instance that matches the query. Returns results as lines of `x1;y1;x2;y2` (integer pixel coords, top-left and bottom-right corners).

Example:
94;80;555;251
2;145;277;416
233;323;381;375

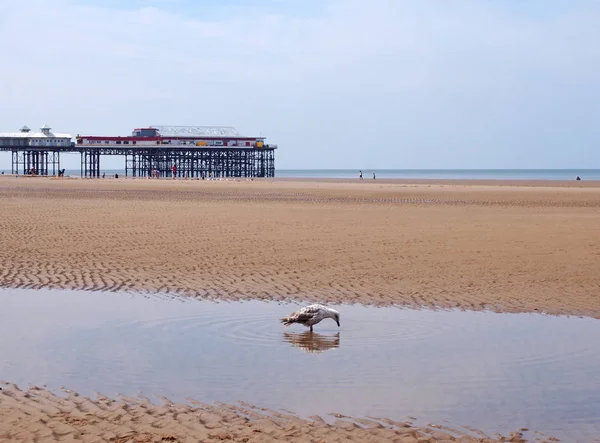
1;287;599;442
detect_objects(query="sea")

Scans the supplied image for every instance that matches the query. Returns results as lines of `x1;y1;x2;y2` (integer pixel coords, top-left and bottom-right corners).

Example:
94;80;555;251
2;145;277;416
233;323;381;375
0;168;598;180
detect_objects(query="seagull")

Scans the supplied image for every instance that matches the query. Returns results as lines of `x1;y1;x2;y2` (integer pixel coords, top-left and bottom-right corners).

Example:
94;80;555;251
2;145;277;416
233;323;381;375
280;304;340;332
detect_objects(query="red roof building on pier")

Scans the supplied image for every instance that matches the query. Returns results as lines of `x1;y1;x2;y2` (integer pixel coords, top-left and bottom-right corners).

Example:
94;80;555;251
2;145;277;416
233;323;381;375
76;125;275;149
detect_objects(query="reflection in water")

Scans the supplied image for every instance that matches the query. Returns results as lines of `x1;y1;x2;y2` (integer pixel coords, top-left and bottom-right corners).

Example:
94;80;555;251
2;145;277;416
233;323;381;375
3;288;600;442
283;331;340;353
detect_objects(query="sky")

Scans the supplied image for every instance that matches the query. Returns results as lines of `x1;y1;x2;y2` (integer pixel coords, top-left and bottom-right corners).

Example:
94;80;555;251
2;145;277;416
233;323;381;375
0;0;599;170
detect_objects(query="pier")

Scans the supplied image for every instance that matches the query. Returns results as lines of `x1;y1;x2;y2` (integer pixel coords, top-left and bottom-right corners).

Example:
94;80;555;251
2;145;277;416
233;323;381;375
0;125;277;178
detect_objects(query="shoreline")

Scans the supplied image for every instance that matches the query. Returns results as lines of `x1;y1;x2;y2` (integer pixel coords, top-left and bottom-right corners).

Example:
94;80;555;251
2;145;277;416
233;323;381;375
5;172;600;187
270;176;600;187
0;382;544;443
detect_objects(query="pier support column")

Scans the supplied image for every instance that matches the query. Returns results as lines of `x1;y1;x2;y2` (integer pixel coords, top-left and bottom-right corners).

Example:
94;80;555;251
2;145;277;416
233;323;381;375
11;151;19;174
81;149;101;178
50;151;60;176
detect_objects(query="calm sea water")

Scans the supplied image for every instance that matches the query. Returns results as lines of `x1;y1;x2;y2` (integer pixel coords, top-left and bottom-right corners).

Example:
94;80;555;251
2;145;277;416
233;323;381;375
1;168;598;180
277;169;599;180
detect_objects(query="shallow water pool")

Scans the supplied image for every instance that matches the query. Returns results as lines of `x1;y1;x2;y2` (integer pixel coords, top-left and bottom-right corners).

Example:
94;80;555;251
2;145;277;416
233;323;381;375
1;287;599;442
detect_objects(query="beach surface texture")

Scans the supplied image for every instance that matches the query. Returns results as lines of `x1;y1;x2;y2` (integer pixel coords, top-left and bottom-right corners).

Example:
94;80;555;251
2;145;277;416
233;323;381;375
1;175;599;442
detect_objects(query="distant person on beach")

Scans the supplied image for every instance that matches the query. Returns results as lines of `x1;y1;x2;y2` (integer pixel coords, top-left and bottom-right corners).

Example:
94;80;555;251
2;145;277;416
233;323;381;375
373;172;376;180
172;164;177;179
576;176;581;181
359;170;363;180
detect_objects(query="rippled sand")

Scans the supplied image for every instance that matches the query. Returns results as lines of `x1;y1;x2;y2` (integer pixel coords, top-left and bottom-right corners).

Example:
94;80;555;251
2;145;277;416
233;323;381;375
0;176;599;317
0;383;537;442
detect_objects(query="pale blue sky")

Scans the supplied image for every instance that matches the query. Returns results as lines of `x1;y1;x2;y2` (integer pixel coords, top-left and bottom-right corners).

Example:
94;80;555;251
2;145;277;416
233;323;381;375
1;0;599;170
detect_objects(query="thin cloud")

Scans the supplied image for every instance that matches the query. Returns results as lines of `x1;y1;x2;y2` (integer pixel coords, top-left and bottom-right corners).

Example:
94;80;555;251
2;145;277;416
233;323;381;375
1;0;598;169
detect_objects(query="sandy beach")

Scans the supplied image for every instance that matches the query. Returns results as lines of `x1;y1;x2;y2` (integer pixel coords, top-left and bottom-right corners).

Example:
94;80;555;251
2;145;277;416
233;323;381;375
0;383;536;443
1;175;600;442
1;176;599;316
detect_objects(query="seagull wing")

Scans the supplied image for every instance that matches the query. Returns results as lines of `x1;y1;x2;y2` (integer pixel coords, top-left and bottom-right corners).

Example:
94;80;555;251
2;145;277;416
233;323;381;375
300;304;325;314
280;305;323;325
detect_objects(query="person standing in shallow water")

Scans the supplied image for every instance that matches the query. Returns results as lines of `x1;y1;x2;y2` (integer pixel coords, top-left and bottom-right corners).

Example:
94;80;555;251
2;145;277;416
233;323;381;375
359;170;363;180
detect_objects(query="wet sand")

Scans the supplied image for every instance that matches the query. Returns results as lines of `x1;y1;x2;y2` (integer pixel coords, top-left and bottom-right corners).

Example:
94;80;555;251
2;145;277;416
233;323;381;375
0;383;539;442
1;175;600;441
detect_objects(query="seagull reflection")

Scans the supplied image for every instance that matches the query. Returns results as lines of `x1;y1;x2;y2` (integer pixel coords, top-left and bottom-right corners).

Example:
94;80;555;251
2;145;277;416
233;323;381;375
282;331;340;354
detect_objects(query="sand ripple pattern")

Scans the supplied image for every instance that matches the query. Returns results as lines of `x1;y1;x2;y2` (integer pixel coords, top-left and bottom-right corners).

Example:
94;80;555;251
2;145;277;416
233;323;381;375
0;383;537;443
1;178;600;318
